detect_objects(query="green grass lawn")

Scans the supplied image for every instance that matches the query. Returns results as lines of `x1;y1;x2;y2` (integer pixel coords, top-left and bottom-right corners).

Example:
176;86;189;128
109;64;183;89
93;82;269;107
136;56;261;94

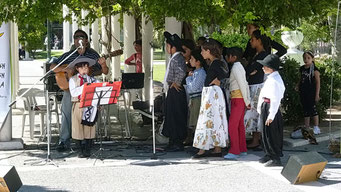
35;50;166;81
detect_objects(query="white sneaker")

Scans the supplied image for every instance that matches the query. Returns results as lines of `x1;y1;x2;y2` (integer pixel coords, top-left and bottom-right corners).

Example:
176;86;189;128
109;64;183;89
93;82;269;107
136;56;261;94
291;129;303;139
313;126;321;135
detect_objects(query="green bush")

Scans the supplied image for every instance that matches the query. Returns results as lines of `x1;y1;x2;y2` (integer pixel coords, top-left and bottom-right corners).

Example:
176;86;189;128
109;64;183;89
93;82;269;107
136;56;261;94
211;32;249;49
280;56;341;125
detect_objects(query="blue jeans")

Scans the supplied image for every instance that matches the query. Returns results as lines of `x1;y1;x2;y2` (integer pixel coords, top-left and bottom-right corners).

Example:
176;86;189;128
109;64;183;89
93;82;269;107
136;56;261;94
59;91;72;146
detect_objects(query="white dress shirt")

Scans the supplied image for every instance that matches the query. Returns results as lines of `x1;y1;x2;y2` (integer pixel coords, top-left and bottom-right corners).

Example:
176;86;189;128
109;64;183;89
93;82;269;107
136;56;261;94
257;71;285;121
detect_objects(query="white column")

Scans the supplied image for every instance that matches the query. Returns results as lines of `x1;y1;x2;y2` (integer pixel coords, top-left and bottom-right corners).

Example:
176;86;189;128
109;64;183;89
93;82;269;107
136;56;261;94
81;9;90;37
111;14;121;80
101;16;111;80
10;22;19;101
164;17;182;64
72;13;78;36
142;15;153;101
123;14;135;73
63;5;70;52
91;19;99;52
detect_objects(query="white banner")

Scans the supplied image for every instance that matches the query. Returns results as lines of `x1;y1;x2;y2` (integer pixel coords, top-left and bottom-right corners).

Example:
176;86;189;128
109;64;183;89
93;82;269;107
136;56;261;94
0;22;11;126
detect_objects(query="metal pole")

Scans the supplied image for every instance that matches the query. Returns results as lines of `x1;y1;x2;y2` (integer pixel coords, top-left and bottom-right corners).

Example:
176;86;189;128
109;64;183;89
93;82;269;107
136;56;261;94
332;1;341;154
47;19;51;59
150;46;157;159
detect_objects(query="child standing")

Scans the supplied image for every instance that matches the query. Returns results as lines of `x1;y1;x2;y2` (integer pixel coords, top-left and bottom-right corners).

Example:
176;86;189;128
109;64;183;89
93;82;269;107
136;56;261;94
69;57;99;158
297;51;321;134
257;54;285;166
224;47;251;159
192;38;229;158
162;32;188;152
244;29;269;149
124;39;142;73
184;49;207;145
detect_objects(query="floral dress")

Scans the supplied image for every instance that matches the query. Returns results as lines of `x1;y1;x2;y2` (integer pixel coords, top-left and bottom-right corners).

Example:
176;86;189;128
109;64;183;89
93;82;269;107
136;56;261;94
193;85;229;150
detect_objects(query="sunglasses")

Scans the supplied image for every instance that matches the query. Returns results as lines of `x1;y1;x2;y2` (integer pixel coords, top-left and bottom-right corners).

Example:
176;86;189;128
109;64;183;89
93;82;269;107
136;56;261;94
74;35;86;39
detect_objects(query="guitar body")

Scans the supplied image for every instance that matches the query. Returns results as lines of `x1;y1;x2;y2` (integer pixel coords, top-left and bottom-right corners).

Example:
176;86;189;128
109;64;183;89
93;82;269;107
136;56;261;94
53;49;123;90
55;64;73;90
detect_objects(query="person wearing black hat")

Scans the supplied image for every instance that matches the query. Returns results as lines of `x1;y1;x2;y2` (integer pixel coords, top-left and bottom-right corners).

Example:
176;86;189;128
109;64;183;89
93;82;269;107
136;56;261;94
161;31;188;152
256;54;285;166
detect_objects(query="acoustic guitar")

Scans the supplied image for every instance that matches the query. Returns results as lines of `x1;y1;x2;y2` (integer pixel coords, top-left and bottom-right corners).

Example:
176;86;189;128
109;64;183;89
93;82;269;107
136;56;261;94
54;49;123;90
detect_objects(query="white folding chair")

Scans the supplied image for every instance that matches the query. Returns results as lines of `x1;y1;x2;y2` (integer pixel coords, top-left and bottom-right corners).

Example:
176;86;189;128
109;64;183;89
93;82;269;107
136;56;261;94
18;88;60;139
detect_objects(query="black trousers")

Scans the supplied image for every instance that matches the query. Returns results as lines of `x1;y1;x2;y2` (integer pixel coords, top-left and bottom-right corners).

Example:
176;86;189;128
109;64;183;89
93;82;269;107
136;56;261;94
162;87;188;143
259;102;283;160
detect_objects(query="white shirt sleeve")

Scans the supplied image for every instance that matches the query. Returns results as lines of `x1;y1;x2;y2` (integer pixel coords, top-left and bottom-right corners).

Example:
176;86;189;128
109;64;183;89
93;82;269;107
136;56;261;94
233;63;250;106
69;76;84;98
267;81;281;121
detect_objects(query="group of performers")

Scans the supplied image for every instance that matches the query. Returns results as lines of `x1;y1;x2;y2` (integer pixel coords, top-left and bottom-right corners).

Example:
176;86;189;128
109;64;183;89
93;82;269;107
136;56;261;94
51;22;320;166
161;23;288;167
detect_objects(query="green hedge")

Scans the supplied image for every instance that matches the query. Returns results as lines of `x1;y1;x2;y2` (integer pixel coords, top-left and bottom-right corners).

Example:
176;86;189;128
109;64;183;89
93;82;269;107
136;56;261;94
211;32;249;49
280;56;341;125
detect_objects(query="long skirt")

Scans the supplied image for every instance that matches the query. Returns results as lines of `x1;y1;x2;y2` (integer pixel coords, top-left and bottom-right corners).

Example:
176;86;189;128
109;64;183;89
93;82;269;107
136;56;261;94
244;83;263;133
161;87;188;141
72;102;96;140
193;86;229;150
259;102;283;160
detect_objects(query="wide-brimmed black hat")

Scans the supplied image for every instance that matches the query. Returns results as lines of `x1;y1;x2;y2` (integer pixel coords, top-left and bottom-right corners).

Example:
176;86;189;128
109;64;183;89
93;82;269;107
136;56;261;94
164;31;184;52
67;56;96;69
257;54;280;71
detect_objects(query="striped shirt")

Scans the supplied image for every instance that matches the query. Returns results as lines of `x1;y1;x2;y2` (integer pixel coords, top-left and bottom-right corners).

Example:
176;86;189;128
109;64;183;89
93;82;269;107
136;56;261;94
55;47;102;76
186;67;206;98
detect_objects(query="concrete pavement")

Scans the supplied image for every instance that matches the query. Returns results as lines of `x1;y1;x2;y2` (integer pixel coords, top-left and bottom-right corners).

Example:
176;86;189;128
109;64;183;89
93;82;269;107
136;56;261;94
0;59;340;191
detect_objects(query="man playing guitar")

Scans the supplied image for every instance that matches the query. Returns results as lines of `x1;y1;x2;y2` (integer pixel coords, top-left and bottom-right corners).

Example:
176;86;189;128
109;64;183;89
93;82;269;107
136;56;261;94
50;29;108;152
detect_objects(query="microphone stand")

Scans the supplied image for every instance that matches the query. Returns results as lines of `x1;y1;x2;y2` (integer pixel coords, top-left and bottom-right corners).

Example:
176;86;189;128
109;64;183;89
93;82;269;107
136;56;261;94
16;45;83;166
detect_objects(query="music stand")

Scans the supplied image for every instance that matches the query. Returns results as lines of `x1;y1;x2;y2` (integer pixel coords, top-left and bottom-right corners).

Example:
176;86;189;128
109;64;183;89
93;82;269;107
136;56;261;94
79;81;121;165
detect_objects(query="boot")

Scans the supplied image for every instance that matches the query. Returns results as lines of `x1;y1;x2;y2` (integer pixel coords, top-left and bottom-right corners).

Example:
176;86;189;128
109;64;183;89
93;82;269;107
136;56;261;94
83;139;92;158
77;140;85;158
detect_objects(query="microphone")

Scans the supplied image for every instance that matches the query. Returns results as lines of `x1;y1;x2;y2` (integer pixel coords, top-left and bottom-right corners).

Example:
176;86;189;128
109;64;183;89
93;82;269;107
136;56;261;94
82;75;87;83
78;39;83;49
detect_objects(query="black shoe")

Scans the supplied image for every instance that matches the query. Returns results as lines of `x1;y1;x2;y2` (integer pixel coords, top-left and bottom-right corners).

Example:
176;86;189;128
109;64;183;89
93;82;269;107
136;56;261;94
259;156;271;164
265;159;282;167
78;151;86;158
208;152;222;157
166;145;184;152
192;153;207;159
56;142;68;152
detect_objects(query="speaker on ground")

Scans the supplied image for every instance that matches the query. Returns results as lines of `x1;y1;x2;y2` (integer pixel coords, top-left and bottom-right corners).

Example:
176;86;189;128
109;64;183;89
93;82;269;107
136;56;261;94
281;151;327;184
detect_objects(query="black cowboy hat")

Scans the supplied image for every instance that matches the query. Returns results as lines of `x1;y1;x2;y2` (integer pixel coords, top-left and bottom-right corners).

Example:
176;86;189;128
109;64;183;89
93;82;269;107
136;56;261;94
164;31;184;52
257;54;280;71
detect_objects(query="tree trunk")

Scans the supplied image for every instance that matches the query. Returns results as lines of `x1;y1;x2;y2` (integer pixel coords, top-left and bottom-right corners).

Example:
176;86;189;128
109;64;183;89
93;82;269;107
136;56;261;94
182;21;194;41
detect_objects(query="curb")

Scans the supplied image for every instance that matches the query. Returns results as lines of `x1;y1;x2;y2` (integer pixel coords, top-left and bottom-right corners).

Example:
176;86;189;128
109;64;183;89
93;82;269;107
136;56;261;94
283;130;340;147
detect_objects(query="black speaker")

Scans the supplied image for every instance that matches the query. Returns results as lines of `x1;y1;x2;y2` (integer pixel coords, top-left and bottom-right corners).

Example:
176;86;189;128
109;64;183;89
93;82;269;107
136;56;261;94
121;73;145;89
281;151;327;184
0;166;22;192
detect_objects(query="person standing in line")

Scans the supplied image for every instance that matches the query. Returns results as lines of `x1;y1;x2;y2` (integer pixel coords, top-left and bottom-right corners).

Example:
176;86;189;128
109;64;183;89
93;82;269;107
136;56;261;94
192;38;229;158
296;51;321;134
161;32;188;152
224;47;251;159
257;54;285;166
51;29;108;152
183;49;207;145
244;30;269;149
243;22;287;66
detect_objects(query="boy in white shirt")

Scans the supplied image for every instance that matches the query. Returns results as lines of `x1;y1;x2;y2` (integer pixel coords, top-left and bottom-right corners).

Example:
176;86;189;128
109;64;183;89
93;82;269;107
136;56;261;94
256;54;285;166
69;56;99;158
